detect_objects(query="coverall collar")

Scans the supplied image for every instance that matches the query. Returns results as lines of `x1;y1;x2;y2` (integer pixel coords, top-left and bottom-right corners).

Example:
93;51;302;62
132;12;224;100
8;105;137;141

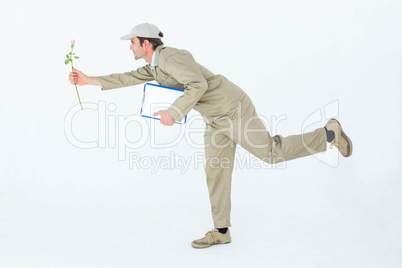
151;45;164;69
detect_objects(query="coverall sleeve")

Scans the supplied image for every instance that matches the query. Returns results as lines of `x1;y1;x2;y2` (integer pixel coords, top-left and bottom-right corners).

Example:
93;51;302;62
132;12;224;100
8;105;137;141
98;65;155;90
164;51;208;122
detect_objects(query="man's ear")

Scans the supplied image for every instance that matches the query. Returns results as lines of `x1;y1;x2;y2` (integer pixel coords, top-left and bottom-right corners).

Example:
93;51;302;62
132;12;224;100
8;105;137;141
143;39;150;49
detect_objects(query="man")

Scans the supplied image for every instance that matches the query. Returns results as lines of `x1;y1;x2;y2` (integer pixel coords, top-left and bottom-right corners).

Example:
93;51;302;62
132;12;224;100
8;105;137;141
69;23;353;249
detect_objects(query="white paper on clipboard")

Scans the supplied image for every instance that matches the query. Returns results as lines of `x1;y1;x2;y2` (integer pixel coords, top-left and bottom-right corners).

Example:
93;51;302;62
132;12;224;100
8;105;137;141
140;83;187;124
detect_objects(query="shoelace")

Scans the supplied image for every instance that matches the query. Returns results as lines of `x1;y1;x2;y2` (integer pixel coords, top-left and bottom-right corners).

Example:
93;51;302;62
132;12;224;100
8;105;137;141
329;142;338;149
204;230;218;244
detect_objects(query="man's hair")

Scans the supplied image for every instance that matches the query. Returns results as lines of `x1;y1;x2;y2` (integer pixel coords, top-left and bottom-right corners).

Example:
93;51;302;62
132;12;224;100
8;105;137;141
138;32;164;50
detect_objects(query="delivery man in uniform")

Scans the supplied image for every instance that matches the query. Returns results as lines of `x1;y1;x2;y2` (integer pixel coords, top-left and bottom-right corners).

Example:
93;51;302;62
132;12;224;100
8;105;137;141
69;23;353;249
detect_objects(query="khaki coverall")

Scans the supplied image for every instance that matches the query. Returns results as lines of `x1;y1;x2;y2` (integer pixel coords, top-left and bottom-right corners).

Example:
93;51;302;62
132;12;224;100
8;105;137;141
99;45;327;228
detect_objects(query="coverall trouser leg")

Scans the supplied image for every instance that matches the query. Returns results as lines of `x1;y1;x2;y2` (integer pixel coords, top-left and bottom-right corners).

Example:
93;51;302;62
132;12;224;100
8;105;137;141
203;95;327;228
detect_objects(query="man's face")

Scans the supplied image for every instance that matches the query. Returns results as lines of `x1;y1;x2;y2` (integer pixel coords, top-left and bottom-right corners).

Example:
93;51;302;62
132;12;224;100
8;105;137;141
130;37;146;60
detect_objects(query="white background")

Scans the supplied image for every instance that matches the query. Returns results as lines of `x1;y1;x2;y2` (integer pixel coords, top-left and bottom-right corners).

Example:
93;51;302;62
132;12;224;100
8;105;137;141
1;0;402;267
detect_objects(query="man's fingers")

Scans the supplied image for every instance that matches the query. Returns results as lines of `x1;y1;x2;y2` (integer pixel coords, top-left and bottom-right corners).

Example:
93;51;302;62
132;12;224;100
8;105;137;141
68;72;78;84
69;73;77;80
152;110;174;126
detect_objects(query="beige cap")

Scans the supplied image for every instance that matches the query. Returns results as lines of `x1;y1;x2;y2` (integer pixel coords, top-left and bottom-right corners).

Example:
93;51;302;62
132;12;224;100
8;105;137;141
120;23;162;40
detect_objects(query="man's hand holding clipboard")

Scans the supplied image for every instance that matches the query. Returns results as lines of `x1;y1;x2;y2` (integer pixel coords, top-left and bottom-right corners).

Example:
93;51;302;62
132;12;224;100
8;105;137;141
152;110;175;126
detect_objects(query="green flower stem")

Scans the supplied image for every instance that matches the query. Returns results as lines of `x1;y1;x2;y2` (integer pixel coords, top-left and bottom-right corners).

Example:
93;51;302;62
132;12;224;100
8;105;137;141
70;43;83;110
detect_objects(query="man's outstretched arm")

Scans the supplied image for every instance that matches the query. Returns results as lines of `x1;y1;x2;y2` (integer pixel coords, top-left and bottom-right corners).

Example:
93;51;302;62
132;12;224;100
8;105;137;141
69;65;155;90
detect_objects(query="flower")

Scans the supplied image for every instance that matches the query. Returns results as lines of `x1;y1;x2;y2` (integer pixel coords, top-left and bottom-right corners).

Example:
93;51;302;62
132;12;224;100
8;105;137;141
65;40;83;110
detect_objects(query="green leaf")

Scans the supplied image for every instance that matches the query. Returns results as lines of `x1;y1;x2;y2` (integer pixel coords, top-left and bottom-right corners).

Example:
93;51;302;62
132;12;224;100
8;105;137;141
64;59;69;65
66;54;69;58
74;56;79;59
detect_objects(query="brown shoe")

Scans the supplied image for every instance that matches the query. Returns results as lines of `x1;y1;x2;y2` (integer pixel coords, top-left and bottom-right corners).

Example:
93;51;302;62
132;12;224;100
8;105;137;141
325;119;353;157
191;229;231;249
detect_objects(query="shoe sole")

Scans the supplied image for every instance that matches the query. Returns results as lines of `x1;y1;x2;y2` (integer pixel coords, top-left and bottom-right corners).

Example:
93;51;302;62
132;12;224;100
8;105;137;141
191;240;231;249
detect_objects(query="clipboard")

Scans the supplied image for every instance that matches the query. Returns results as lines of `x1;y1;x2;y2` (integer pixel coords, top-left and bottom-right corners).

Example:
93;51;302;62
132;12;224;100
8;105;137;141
140;83;187;124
